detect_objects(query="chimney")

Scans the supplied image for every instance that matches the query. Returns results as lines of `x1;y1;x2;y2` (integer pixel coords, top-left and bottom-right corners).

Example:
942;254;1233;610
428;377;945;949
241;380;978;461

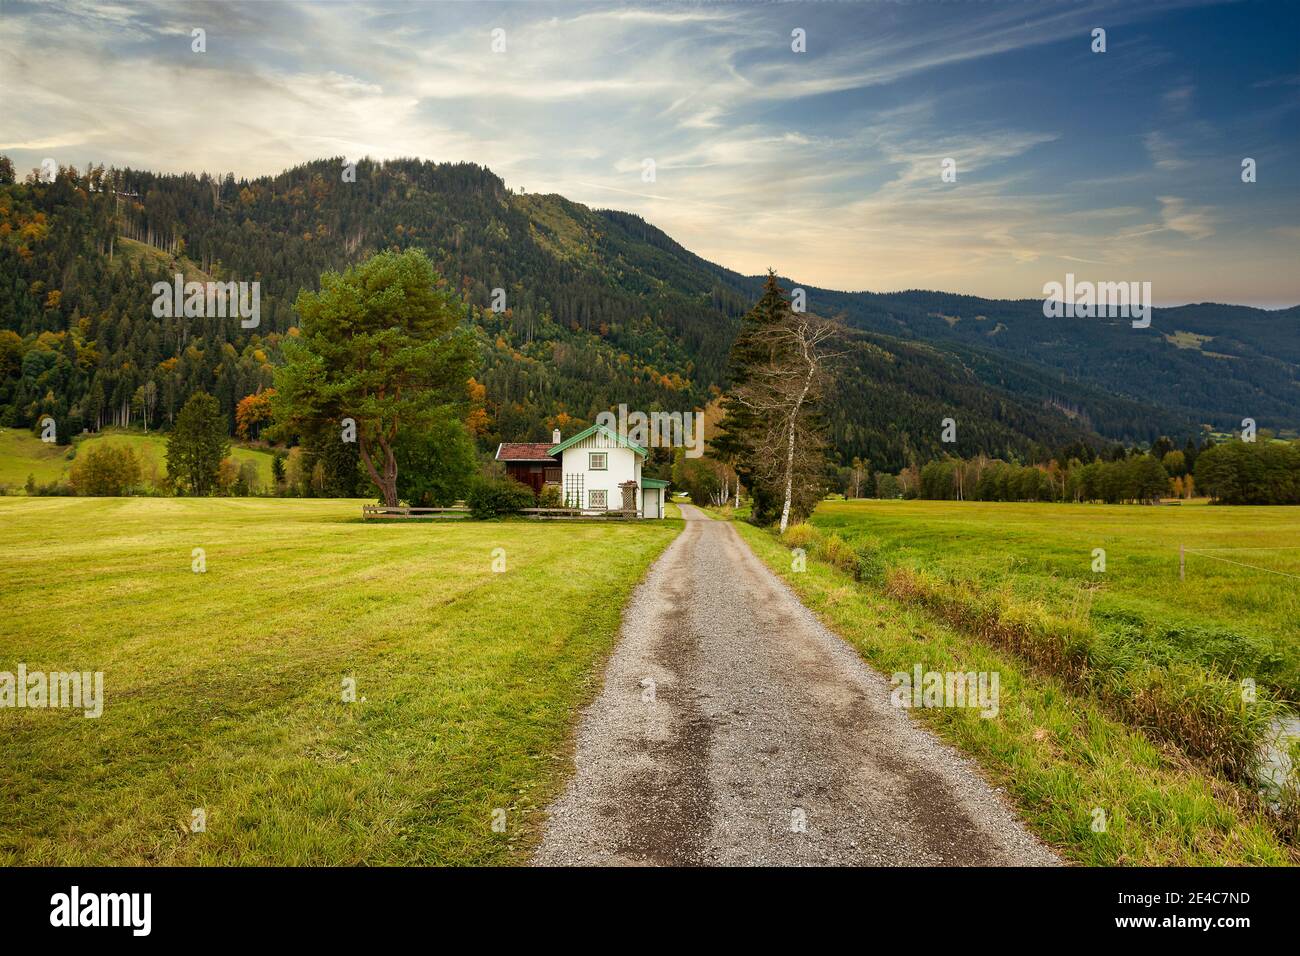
552;428;561;444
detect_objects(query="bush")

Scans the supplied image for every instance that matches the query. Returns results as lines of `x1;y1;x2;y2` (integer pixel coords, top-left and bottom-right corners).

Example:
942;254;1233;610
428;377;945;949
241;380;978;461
466;477;536;519
393;415;476;507
31;480;75;496
854;536;887;584
538;484;563;508
781;522;819;549
69;444;142;496
815;533;861;578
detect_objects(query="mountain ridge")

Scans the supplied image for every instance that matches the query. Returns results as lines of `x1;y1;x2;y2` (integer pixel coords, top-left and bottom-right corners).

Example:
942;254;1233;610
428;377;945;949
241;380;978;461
2;155;1297;474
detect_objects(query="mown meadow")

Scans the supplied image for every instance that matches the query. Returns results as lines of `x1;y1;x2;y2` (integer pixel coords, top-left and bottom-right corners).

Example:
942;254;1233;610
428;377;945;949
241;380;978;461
0;497;680;864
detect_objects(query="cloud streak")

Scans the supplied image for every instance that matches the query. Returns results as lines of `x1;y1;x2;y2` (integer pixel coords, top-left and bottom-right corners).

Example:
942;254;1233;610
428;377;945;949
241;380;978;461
0;0;1295;305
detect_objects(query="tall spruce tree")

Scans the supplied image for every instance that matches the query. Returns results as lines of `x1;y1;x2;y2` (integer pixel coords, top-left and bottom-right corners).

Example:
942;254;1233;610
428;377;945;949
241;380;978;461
166;391;229;495
714;273;795;521
715;271;835;527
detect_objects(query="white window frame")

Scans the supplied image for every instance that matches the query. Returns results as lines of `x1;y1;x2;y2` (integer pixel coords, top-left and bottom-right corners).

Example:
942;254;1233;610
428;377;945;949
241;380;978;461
589;489;608;510
589;451;608;470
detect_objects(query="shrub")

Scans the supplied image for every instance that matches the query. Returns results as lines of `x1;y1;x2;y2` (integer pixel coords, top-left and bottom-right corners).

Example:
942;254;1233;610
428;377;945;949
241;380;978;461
69;444;142;496
31;480;75;496
781;522;820;550
216;457;240;495
393;415;476;507
815;533;861;578
467;477;536;519
854;536;887;584
538;484;563;508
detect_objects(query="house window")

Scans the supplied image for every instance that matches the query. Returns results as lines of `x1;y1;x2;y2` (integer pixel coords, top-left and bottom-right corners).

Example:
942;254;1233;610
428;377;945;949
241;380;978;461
589;489;607;510
543;467;561;484
589;452;607;470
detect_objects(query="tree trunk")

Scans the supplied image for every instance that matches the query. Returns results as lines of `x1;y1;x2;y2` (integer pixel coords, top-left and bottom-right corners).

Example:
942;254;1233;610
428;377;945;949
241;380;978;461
778;368;815;534
358;436;399;507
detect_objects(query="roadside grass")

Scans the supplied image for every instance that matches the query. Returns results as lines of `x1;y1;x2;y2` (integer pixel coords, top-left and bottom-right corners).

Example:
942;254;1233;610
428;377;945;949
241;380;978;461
791;500;1300;839
731;517;1296;865
0;497;681;864
0;427;277;491
812;499;1300;699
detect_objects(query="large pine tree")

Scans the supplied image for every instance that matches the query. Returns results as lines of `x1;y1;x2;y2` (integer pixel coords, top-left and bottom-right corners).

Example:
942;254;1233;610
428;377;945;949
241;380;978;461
271;249;476;507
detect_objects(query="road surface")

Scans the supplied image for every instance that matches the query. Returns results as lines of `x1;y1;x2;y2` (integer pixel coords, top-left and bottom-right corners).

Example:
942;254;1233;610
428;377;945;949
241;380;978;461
533;504;1059;866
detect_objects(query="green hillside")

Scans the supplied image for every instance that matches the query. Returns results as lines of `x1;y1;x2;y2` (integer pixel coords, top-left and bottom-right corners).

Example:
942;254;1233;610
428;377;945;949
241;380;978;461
3;156;1297;473
0;427;275;492
0;427;69;486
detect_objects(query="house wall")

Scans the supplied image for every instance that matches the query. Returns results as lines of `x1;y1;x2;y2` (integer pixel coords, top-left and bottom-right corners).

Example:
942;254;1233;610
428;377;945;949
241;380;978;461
560;434;642;512
504;461;559;497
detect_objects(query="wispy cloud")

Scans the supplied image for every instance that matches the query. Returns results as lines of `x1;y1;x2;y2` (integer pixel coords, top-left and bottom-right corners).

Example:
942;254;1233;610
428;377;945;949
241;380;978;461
0;0;1295;305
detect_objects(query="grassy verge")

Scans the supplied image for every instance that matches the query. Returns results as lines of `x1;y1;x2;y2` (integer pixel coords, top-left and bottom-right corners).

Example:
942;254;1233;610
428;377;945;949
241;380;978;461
0;497;681;864
729;515;1295;865
803;503;1300;804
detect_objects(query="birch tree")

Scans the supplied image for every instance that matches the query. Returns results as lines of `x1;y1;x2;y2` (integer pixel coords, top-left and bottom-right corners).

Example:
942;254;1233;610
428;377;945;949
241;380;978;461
720;273;840;531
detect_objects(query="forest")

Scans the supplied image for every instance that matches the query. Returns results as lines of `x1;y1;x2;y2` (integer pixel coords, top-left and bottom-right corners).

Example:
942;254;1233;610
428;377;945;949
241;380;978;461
2;154;1297;482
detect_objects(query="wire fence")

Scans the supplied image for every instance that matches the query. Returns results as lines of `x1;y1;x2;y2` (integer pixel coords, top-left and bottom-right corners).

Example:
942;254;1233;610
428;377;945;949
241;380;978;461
1181;545;1300;581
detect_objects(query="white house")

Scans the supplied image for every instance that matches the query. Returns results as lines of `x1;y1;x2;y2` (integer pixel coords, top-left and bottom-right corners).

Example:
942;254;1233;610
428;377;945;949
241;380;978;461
494;424;669;518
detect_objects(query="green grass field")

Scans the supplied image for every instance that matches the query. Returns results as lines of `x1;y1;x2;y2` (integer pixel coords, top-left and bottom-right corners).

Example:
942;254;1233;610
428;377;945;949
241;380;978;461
0;427;277;491
811;499;1300;699
0;497;681;864
735;519;1294;864
0;427;69;486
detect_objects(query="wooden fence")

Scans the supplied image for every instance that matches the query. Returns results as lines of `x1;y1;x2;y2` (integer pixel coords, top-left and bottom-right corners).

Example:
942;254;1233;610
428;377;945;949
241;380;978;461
362;504;640;521
361;505;470;520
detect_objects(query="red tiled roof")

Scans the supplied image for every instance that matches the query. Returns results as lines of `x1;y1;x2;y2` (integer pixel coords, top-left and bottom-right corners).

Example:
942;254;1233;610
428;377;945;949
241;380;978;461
495;443;559;462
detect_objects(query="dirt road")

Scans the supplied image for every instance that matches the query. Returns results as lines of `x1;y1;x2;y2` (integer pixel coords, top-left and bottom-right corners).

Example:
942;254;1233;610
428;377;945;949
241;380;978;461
533;504;1059;866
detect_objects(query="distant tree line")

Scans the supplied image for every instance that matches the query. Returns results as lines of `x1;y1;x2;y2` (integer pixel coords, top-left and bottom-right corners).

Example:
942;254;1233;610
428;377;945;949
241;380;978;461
1194;440;1300;504
851;437;1300;506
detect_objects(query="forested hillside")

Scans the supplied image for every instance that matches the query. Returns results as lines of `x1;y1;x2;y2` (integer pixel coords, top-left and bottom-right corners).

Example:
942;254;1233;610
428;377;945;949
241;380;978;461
3;154;1295;473
794;285;1300;434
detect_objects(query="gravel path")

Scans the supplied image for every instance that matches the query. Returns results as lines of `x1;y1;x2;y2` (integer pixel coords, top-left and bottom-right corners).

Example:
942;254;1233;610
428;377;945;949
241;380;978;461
533;504;1060;866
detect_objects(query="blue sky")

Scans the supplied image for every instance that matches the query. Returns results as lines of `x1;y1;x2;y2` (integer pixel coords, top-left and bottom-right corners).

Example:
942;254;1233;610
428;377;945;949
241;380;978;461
1;0;1297;305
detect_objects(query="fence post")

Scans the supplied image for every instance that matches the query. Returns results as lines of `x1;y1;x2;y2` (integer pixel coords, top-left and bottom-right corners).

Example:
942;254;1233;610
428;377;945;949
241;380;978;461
1179;544;1185;581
